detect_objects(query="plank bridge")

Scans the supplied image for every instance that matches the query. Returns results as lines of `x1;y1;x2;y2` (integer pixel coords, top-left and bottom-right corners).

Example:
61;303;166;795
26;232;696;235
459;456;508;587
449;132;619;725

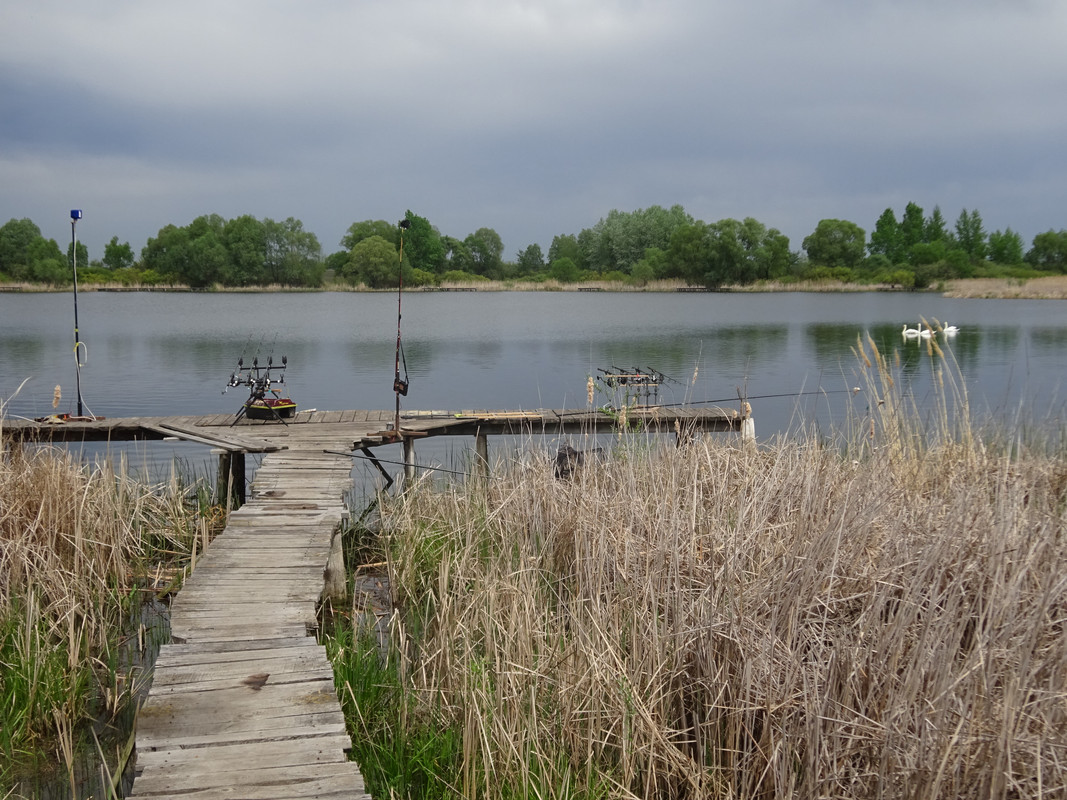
2;404;749;797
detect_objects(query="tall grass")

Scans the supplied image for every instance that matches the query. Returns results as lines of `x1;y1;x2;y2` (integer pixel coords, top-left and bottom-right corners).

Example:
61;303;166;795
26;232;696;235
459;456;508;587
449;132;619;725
331;339;1067;799
0;418;214;790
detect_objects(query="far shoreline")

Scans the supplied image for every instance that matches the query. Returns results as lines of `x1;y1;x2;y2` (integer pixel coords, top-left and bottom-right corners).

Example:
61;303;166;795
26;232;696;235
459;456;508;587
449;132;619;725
2;275;1066;299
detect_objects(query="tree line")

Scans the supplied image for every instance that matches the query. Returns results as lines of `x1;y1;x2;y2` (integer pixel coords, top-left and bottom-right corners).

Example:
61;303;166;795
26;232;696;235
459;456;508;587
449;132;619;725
2;203;1067;290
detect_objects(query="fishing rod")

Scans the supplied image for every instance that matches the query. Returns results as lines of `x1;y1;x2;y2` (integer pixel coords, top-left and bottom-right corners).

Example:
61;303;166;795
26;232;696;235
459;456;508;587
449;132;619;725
70;209;89;418
324;448;470;477
393;218;411;433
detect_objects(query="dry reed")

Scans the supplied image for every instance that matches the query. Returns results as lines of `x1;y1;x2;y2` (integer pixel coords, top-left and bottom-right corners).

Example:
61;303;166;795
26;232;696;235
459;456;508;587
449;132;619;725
941;276;1067;300
361;343;1067;799
1;416;211;783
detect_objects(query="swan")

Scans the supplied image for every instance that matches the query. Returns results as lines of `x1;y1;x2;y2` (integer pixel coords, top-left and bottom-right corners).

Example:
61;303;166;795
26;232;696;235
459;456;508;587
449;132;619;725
943;323;959;335
902;324;920;338
919;326;933;338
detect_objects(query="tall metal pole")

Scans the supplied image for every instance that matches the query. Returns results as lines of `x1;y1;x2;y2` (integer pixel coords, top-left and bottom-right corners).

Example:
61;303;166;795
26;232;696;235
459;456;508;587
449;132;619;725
394;218;410;434
71;209;84;417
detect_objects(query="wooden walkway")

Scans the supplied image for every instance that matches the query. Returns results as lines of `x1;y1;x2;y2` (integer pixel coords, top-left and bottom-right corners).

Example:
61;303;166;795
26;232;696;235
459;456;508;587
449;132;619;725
2;404;747;449
127;434;371;799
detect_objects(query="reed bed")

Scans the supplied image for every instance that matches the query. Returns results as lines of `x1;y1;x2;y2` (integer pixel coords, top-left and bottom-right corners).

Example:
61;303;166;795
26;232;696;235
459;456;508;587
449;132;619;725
941;275;1067;299
0;419;213;788
333;340;1067;799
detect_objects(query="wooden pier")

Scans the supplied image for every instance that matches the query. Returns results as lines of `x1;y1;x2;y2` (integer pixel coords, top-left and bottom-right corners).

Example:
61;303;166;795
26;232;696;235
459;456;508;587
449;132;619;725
127;430;369;799
2;403;749;796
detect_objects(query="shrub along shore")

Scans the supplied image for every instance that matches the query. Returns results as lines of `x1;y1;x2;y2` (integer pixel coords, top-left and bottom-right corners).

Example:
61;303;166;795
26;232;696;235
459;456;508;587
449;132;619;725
326;339;1067;799
2;275;1067;298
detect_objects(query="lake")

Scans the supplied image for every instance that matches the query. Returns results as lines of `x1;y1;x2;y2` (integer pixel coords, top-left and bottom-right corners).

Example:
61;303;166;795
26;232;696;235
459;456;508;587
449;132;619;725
2;290;1065;480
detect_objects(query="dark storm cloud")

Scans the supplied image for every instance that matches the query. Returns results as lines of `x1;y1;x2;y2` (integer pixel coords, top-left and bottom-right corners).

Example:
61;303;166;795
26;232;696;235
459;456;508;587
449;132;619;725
2;1;1065;259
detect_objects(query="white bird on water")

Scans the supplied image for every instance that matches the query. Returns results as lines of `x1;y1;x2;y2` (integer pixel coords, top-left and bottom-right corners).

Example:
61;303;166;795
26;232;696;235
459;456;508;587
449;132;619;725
902;324;921;338
943;323;959;335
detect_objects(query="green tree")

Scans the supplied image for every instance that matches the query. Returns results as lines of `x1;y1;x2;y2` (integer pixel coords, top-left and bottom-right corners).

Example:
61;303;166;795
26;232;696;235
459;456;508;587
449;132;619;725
548;257;579;283
0;218;43;278
759;226;794;279
577;205;692;274
900;202;925;252
66;239;89;272
908;240;948;266
402;211;446;274
953;208;987;262
263;217;322;286
666;222;711;285
341;220;397;251
223;215;266;285
186;233;230;288
924;206;949;243
345;235;402;287
1026;229;1067;271
705;219;749;287
102;236;135;270
987;228;1024;265
633;246;668;281
142;224;193;284
869;208;903;264
465;227;504;278
516;243;545;275
630;258;654;286
803;219;866;270
324;250;350;280
548;234;582;268
27;236;67;284
441;236;474;273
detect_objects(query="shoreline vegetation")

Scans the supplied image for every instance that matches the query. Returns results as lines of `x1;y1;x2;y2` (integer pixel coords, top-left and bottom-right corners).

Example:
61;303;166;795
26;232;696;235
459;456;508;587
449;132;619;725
3;341;1066;797
2;275;1067;299
326;341;1067;799
0;409;220;796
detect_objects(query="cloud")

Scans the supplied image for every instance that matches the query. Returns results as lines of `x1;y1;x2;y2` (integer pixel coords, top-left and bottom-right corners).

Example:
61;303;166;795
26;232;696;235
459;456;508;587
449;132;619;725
2;0;1065;260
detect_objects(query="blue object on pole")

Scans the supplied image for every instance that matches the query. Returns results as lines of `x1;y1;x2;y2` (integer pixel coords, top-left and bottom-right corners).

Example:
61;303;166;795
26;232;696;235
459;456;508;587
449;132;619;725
71;209;83;220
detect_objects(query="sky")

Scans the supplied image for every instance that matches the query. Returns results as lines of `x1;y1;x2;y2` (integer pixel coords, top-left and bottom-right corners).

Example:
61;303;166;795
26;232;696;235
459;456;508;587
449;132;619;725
3;0;1066;263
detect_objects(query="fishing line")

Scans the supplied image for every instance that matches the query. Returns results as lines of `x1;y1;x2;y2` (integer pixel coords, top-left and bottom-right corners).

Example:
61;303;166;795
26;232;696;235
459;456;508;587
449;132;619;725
324;448;470;477
555;387;865;418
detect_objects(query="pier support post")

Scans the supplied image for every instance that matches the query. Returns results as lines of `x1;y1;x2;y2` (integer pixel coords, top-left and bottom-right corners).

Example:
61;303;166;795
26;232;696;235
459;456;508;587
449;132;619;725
474;430;489;485
402;435;416;487
216;450;246;508
741;402;755;448
323;526;347;604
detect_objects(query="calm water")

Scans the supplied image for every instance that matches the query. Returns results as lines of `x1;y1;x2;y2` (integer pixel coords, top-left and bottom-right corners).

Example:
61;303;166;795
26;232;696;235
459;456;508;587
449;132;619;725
1;290;1065;473
5;289;1063;797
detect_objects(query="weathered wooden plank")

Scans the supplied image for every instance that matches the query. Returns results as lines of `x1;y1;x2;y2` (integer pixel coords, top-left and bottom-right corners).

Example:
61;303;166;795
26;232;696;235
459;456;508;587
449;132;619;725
152;649;331;680
129;761;367;798
138;718;348;754
170;624;315;644
134;733;354;772
153;637;316;656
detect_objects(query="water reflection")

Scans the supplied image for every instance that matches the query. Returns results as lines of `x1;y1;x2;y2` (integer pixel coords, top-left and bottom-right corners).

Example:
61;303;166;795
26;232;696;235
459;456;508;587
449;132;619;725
2;291;1065;438
1029;326;1067;354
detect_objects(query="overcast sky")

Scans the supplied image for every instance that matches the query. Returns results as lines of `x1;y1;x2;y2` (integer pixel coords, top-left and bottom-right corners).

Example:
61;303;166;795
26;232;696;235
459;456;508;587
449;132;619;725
3;0;1065;262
